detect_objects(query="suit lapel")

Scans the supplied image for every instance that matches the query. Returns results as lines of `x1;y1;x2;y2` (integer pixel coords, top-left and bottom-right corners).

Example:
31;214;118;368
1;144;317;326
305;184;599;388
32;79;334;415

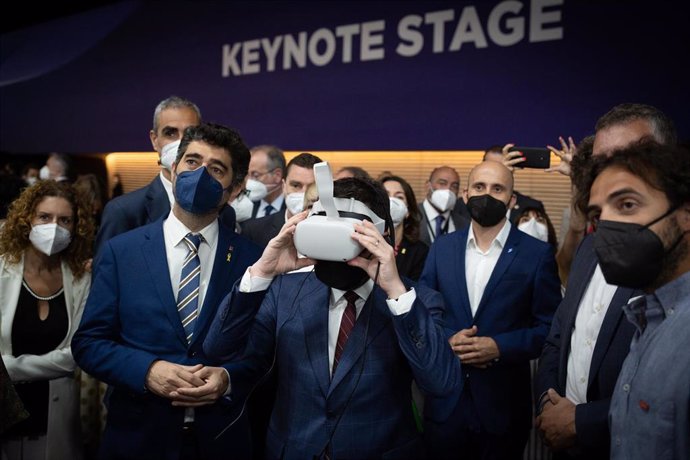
453;231;473;324
145;177;171;223
300;280;332;398
473;227;520;322
141;222;188;346
587;286;635;388
327;288;391;398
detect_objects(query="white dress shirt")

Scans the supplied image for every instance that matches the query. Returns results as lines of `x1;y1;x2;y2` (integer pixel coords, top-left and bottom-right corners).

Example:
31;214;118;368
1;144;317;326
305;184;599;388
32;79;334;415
160;171;175;206
162;212;220;420
565;264;617;404
239;268;417;374
465;220;511;317
422;200;456;242
163;212;218;311
257;194;285;218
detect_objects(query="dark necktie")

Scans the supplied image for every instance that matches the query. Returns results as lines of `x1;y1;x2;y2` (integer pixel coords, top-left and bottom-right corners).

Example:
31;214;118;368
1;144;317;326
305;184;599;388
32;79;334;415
333;290;358;374
177;233;202;344
435;215;445;237
264;204;275;216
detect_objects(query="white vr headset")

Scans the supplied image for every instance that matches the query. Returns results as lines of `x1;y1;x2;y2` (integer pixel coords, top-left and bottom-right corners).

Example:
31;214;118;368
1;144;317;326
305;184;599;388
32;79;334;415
294;162;386;261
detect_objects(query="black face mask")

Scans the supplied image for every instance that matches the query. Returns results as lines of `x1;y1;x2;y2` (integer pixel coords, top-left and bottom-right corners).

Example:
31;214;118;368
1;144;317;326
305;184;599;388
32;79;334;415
314;260;369;291
594;207;684;289
466;194;508;227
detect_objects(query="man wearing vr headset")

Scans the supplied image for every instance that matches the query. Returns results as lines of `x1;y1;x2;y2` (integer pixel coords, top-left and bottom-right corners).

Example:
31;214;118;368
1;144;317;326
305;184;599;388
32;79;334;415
202;174;461;460
421;160;561;459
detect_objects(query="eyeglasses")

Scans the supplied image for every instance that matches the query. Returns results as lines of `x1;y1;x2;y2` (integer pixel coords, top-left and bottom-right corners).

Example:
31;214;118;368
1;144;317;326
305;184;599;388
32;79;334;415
249;169;275;180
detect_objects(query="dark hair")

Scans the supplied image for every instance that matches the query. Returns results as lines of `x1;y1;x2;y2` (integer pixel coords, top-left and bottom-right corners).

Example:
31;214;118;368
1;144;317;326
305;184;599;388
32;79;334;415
595;103;677;146
251;145;286;176
379;175;422;243
570;135;596;195
333;177;394;245
286;153;322;175
577;139;690;216
514;206;558;248
176;123;250;190
336;166;371;180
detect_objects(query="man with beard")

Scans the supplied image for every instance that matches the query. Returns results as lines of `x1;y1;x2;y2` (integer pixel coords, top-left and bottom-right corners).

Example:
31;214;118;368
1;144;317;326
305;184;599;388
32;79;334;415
420;160;561;459
202;176;461;459
72;123;262;459
582;140;690;459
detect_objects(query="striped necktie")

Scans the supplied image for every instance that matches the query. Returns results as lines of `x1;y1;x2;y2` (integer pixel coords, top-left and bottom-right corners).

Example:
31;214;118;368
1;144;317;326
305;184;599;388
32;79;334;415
177;233;202;344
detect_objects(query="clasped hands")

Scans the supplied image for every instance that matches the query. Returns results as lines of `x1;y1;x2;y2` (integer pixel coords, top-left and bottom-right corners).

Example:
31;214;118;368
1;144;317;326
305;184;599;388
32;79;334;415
535;388;577;451
449;325;499;368
145;360;229;407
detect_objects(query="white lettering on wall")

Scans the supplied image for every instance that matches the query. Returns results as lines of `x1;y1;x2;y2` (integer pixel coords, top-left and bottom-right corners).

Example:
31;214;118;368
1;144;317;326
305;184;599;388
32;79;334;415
221;0;564;77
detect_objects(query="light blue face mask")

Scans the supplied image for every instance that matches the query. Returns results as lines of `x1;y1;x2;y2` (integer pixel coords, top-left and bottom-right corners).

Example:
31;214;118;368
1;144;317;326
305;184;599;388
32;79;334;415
174;166;226;215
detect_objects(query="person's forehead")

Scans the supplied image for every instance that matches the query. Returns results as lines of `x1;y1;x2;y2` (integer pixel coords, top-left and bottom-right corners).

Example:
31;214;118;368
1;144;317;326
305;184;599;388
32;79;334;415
432;168;459;181
593;119;654;156
590;166;653;203
185;141;231;163
35;196;73;213
383;180;404;193
469;163;510;186
158;107;199;127
287;164;314;181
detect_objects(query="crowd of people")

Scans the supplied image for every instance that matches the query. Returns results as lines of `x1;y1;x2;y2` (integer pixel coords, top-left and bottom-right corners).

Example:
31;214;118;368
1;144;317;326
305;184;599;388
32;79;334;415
0;98;687;460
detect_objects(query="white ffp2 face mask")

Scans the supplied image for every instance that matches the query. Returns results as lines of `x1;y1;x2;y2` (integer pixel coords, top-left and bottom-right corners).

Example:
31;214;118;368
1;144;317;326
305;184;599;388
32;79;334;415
230;194;254;223
430;188;457;212
39;165;50;180
389;197;408;227
285;192;305;215
245;179;268;202
518;218;549;243
29;223;72;256
160;140;181;171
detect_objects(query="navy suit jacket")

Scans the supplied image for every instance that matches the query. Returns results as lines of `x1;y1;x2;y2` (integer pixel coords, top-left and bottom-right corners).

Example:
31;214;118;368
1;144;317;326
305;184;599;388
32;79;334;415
205;273;461;460
240;210;285;247
418;202;470;246
420;225;561;435
72;217;261;460
251;199;286;219
535;235;637;459
96;176;170;251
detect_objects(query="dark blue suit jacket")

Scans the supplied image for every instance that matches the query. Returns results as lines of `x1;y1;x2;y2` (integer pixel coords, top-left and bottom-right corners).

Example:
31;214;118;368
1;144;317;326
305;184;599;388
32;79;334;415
96;176;170;252
72;217;261;460
240;210;284;248
420;225;561;435
205;272;461;460
535;235;637;459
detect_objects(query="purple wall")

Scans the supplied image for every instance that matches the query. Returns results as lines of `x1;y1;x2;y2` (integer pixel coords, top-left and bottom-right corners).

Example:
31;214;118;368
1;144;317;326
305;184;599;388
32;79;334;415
1;0;688;153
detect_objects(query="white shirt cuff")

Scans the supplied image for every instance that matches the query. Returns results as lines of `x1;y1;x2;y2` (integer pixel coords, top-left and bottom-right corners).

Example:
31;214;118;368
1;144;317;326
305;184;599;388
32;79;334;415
386;287;416;316
239;267;274;292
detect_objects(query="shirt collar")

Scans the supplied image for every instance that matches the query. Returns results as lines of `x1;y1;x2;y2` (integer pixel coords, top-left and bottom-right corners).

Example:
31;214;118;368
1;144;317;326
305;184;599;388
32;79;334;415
423;199;449;220
160;171;174;206
467;218;511;251
164;210;219;249
331;278;375;306
652;269;690;317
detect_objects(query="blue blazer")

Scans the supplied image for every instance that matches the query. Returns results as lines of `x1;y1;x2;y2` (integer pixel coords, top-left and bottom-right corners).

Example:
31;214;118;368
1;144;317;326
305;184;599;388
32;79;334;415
535;235;637;459
420;225;561;435
95;176;170;251
72;217;261;460
206;272;461;460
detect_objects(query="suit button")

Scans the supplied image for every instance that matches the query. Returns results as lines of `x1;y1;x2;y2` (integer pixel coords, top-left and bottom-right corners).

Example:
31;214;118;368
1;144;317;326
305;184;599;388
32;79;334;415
188;351;197;358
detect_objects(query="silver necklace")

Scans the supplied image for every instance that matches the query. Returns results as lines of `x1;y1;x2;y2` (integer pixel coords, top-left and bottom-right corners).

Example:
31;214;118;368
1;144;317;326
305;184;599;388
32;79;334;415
22;279;64;301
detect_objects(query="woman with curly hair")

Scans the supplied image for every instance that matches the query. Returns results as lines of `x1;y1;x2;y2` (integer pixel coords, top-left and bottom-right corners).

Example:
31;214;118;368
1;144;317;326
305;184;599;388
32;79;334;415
0;180;94;460
380;175;429;281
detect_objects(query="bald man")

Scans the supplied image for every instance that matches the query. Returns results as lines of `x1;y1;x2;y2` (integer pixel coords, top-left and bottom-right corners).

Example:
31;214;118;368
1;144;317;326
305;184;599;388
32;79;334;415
420;161;562;459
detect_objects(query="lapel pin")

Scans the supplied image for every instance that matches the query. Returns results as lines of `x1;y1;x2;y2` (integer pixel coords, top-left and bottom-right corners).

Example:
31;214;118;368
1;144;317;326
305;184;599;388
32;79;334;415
226;245;234;262
507;247;513;253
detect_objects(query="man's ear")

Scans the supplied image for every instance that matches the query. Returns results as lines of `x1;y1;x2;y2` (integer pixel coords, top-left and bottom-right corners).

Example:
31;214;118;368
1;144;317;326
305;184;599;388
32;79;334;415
149;130;158;152
508;193;517;210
